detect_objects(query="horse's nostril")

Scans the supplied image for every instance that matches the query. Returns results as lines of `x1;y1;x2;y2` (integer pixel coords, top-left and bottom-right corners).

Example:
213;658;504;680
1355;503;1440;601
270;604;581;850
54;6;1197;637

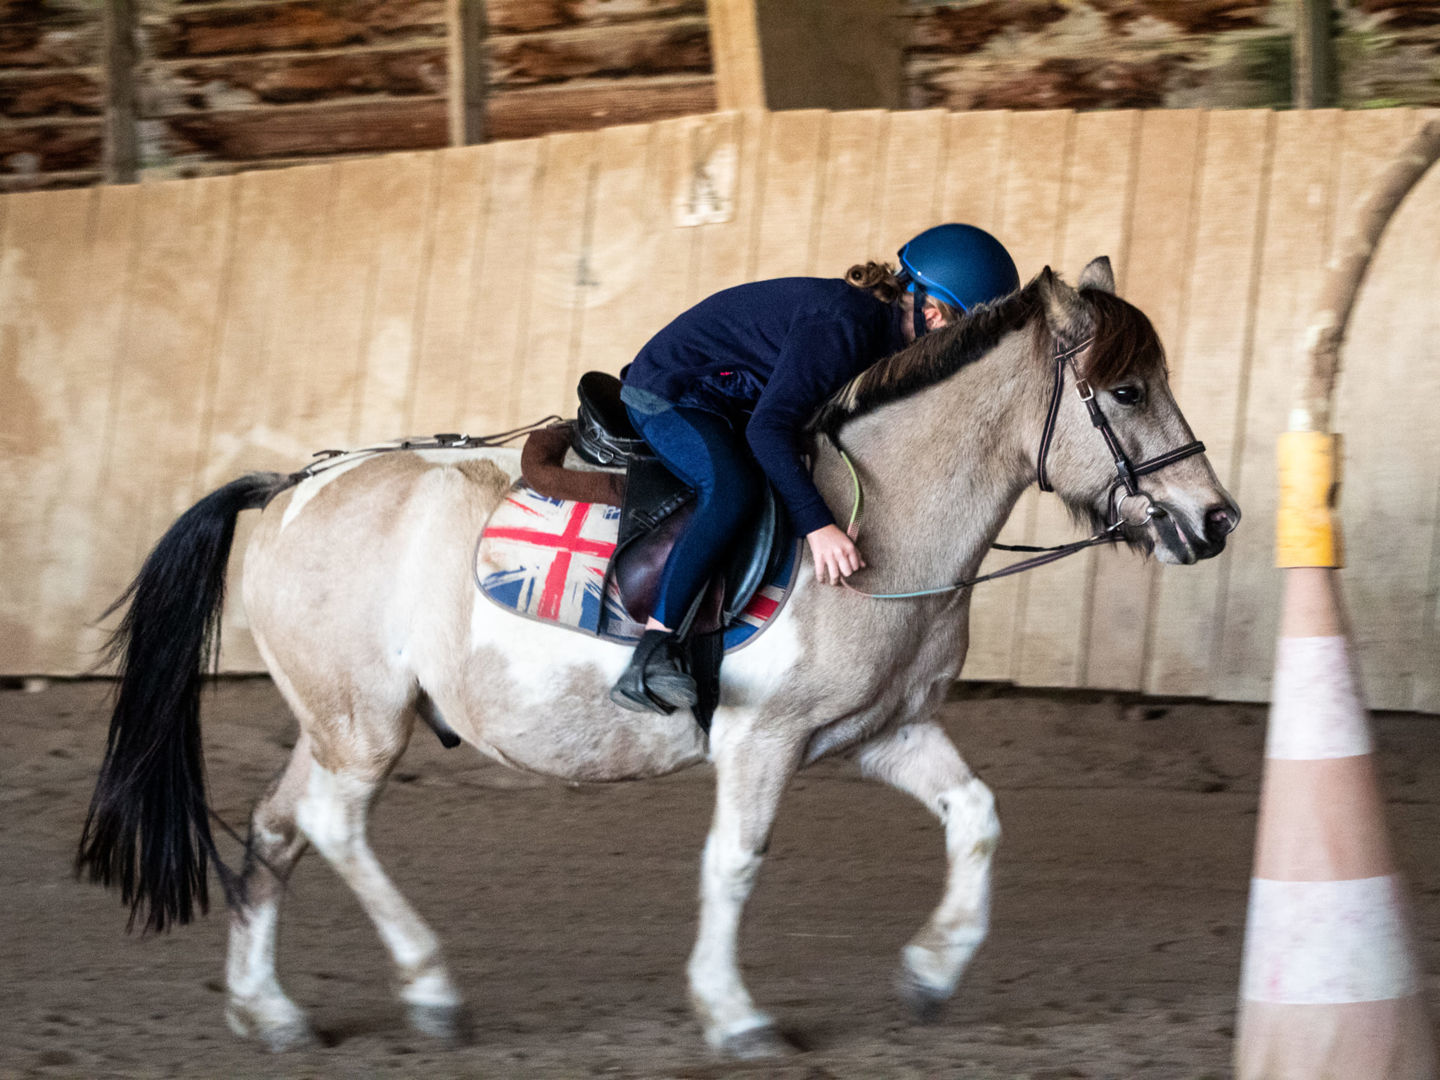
1205;505;1238;542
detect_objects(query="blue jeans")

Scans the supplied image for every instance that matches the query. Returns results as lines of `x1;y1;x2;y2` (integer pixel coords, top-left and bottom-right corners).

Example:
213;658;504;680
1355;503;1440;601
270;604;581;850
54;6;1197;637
625;404;761;629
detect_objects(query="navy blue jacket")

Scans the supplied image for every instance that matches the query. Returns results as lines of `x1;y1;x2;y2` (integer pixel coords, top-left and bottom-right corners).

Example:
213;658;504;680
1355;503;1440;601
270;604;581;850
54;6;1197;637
621;277;905;536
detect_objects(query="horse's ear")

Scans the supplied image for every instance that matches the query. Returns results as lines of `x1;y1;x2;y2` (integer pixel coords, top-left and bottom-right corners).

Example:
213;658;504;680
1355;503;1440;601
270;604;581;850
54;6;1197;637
1038;265;1082;334
1078;256;1115;294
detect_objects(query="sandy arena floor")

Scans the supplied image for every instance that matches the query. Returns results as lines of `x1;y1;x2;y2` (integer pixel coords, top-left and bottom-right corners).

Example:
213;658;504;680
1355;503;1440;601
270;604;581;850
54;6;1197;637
3;677;1438;1079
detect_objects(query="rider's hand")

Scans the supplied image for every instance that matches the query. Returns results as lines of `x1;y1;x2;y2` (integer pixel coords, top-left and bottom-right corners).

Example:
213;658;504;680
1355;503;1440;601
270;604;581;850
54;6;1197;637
806;524;865;585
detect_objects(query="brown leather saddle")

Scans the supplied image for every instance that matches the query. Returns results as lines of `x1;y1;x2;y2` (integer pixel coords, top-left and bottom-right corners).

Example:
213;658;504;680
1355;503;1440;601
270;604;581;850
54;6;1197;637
524;371;791;638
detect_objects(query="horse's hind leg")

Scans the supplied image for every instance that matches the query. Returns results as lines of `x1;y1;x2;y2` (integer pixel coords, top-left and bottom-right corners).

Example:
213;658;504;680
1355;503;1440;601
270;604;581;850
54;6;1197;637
225;733;318;1050
295;733;466;1041
855;721;1000;1019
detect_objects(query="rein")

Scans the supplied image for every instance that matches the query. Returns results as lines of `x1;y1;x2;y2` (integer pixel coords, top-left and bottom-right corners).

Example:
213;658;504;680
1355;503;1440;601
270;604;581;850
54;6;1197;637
836;336;1206;601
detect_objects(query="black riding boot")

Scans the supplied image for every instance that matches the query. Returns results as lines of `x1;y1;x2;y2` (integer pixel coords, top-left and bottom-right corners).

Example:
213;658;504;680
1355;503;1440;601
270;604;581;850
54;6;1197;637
610;630;699;714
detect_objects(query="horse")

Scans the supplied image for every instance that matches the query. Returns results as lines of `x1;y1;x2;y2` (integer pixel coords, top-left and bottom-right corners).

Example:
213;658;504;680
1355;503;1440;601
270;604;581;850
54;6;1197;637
77;258;1239;1058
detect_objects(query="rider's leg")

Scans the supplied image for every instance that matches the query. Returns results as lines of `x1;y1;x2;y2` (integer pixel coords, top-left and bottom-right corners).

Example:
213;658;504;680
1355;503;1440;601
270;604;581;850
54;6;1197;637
612;406;760;712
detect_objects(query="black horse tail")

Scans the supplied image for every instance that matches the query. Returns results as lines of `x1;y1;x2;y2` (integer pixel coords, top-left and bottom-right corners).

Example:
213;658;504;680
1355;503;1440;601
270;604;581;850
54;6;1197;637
77;471;296;933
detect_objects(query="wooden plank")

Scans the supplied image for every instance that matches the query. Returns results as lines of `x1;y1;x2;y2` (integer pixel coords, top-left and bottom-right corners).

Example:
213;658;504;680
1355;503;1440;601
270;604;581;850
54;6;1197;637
199;163;341;672
156;98;449;162
1083;108;1204;691
564;121;654;390
141;1;447;60
1015;109;1139;689
348;151;439;441
874;109;949;256
584;116;703;368
0;189;88;671
487;0;704;35
1330;109;1434;711
564;121;683;394
145;47;450;112
486;19;711;88
487;76;717;142
688;108;764;300
1144;109;1274;698
963;108;1071;683
0;119;104;173
0;67;103;118
86;177;237;656
28;185;142;673
408;146;491;431
1215;108;1343;702
811;110;887;275
508;130;599;424
706;0;764;110
460;135;546;433
750;108;826;279
938;109;1009;234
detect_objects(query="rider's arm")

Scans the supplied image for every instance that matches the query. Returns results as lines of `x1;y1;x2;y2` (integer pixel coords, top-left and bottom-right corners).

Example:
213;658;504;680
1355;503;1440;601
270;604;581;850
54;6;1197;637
745;313;873;538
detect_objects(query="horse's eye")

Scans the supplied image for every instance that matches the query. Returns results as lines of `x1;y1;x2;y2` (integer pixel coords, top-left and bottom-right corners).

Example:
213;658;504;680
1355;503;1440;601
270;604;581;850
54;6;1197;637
1111;385;1143;406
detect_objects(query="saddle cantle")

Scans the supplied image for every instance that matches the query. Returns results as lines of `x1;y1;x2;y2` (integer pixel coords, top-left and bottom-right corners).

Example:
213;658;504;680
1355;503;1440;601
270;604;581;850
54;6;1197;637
475;372;798;653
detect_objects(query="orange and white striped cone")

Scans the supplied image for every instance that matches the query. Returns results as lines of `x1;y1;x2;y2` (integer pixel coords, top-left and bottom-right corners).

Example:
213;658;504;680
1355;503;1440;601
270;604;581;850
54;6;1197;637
1235;433;1435;1079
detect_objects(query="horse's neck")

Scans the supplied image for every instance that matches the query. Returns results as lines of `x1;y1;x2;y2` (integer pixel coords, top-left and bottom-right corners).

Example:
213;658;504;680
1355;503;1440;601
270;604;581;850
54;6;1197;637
823;336;1042;586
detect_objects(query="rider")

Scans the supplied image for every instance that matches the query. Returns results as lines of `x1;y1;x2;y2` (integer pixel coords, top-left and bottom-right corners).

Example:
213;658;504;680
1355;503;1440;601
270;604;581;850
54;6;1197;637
610;223;1021;714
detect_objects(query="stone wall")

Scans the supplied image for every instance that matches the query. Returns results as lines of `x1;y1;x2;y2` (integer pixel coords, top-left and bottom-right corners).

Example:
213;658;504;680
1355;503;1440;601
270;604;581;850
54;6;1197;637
904;1;1440;111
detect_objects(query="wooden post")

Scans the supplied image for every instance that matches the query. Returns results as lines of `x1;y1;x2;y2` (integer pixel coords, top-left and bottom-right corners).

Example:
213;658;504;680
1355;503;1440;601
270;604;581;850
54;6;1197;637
103;0;138;182
1293;0;1337;108
708;0;902;112
706;0;765;111
447;0;487;145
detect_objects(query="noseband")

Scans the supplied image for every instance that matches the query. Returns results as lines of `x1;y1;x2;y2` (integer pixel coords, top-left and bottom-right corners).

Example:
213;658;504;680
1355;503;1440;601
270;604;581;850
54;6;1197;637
1036;337;1206;529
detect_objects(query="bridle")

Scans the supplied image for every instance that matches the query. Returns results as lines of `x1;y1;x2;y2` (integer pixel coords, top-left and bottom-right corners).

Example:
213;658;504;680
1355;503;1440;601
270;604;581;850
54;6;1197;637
1037;336;1206;532
837;336;1207;600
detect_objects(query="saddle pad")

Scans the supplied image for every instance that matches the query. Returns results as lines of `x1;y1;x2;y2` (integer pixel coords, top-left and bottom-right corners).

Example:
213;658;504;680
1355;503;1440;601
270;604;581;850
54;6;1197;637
475;480;799;652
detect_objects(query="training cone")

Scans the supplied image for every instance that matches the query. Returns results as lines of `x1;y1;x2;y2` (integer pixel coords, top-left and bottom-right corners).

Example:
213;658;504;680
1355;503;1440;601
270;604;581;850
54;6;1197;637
1235;566;1436;1079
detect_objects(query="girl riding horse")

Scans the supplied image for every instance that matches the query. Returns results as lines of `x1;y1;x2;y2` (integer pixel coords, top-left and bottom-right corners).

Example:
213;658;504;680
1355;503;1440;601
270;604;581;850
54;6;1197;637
611;223;1021;713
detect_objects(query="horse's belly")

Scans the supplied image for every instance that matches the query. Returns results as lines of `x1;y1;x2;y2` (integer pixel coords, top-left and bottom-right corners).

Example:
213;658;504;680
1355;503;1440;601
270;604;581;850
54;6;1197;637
432;600;708;783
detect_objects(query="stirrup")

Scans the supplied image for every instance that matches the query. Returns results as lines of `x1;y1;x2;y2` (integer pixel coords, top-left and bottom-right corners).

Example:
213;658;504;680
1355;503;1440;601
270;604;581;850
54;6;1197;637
609;631;697;714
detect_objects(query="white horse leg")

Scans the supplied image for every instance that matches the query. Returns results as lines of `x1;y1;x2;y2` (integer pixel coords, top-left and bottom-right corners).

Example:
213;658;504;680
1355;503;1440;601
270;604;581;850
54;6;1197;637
856;721;1000;1017
688;724;804;1057
295;756;466;1040
225;733;317;1051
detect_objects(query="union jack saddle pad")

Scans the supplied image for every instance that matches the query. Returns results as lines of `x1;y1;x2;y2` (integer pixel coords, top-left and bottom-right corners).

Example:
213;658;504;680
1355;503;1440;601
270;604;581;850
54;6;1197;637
475;481;799;651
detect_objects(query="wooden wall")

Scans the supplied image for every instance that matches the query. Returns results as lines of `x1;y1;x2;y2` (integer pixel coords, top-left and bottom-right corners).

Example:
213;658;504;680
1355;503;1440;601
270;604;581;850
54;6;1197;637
905;1;1440;112
2;106;1438;712
0;0;106;191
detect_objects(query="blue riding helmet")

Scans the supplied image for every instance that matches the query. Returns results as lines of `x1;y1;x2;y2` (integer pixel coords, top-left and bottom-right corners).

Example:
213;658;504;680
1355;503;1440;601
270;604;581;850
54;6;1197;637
897;223;1020;316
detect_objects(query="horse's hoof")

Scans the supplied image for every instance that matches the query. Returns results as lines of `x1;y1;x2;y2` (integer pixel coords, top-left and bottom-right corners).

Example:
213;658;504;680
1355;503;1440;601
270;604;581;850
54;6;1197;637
896;967;949;1024
225;1001;320;1052
716;1024;799;1060
407;1001;473;1044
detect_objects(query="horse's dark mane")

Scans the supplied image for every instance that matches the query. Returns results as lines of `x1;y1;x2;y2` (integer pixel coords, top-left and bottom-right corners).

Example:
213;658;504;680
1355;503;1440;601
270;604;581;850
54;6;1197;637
815;274;1166;436
815;277;1046;436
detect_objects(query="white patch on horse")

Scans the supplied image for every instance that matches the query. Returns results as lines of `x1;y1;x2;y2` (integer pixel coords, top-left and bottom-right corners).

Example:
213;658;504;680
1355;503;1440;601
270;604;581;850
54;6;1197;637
279;455;374;532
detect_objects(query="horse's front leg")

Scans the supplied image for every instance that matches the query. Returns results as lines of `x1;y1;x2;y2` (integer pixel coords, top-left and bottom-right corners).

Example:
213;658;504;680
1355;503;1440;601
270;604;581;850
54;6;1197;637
856;720;1000;1018
688;719;805;1058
